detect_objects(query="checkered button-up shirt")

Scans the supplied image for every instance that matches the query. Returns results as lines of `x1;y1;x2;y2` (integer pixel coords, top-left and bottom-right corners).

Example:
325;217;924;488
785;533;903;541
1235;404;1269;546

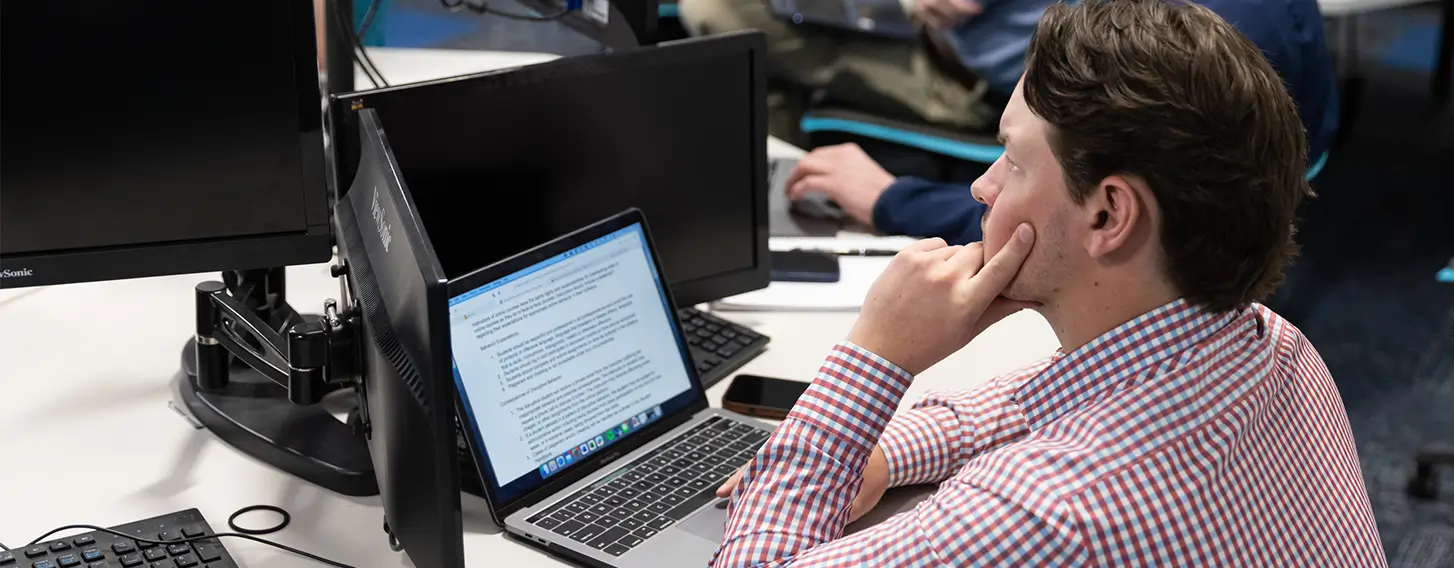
712;300;1384;567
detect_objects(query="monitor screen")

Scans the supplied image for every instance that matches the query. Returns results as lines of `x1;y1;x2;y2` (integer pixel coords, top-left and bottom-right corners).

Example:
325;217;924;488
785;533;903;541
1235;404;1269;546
333;33;767;306
0;2;329;287
448;221;698;504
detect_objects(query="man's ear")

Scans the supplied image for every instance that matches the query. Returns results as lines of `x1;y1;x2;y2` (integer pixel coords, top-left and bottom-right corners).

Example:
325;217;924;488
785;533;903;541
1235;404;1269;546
1083;174;1148;259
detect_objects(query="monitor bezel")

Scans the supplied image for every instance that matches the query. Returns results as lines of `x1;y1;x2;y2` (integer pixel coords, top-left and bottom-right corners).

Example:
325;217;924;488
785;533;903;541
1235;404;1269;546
445;208;710;523
327;31;771;307
0;0;331;288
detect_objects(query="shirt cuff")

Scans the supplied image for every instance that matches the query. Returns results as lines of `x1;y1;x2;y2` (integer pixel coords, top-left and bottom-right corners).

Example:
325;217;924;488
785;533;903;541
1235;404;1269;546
790;342;915;453
879;405;960;487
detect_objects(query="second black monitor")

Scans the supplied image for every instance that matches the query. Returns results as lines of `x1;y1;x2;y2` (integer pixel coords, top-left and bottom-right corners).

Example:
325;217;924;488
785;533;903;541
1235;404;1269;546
330;31;768;306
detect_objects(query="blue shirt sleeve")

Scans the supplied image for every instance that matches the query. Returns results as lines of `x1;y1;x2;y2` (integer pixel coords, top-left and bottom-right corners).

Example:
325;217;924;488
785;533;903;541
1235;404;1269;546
872;177;986;246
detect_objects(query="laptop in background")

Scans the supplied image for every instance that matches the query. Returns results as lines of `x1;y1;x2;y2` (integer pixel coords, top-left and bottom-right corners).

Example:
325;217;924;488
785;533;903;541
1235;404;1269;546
768;0;917;39
447;209;778;568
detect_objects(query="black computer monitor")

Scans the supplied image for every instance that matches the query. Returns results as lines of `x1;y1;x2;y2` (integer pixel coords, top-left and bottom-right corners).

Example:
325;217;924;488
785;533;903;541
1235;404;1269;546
334;108;464;568
0;1;331;288
330;31;769;307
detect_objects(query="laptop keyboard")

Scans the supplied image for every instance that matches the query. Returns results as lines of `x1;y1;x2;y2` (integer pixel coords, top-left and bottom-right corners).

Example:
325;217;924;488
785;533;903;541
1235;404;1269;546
526;416;770;556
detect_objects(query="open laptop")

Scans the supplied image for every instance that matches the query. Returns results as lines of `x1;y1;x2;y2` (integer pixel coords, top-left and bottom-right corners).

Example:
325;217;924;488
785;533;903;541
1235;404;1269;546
768;0;917;40
447;209;777;567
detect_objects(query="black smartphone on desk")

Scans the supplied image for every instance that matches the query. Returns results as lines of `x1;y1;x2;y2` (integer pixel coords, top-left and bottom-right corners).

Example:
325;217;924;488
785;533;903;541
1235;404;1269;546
770;250;840;283
721;374;811;420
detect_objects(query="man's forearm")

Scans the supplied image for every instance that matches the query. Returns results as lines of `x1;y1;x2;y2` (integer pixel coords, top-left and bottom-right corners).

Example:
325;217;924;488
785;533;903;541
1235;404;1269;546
712;343;913;568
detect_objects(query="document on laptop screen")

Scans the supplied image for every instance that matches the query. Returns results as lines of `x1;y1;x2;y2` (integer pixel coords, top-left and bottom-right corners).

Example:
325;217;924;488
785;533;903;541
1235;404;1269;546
448;224;694;485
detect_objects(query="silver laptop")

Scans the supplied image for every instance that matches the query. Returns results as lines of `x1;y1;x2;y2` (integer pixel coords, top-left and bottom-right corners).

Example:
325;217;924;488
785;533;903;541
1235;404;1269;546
447;209;776;567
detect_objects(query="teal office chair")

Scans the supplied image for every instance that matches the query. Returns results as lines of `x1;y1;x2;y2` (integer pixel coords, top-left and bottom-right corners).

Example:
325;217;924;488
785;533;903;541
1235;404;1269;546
802;107;1335;181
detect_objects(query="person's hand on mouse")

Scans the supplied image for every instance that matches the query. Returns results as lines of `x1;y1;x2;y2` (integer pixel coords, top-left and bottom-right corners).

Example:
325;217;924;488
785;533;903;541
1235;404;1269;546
716;445;891;523
785;143;896;228
910;0;982;30
848;226;1038;375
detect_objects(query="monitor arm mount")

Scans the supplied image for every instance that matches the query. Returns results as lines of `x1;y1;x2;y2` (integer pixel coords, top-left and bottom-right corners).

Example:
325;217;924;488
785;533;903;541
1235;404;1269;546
193;279;358;406
177;266;378;496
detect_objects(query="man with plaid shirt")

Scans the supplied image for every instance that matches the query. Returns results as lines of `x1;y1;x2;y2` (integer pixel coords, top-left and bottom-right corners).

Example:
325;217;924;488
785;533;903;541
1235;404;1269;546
711;1;1385;566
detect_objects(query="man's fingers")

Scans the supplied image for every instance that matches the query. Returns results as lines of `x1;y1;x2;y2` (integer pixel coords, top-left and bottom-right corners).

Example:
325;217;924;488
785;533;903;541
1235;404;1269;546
947;242;986;274
968;224;1035;300
906;237;949;253
947;0;982;16
716;466;746;497
787;175;831;200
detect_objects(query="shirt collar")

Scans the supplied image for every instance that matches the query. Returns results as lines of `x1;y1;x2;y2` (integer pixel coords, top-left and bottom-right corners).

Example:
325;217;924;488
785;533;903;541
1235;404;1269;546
1014;298;1248;431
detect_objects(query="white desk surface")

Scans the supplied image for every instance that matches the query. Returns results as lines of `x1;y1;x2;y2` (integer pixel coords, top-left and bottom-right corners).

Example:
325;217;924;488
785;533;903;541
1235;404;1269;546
0;47;1058;567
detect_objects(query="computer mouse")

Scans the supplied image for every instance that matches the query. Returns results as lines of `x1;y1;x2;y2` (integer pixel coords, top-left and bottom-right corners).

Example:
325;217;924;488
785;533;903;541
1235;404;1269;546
791;193;845;221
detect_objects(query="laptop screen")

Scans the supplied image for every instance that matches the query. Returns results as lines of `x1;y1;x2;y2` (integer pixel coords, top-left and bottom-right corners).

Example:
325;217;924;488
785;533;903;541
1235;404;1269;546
448;221;699;504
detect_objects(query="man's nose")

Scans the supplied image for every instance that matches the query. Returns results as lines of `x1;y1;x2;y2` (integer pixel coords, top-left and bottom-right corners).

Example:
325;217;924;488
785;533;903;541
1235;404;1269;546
970;169;1000;207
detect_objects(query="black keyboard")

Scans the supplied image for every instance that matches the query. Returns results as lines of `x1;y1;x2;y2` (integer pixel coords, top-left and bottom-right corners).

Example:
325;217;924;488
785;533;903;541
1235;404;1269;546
526;416;769;556
1;509;236;568
677;307;768;388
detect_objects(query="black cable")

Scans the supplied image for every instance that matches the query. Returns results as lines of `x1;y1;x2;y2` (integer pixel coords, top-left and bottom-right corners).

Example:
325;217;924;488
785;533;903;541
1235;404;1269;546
441;0;570;22
358;0;381;39
330;0;388;88
228;504;292;535
0;540;9;551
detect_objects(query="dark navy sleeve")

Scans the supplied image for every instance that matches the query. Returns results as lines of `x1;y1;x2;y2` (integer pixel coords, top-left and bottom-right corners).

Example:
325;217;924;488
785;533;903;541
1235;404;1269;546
871;177;986;246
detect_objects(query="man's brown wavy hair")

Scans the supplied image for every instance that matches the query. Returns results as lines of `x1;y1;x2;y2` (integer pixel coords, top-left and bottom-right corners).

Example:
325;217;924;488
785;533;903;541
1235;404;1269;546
1022;0;1311;312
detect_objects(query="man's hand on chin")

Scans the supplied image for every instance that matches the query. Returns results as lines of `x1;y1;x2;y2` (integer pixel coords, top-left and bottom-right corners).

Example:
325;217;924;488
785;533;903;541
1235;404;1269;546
848;225;1037;376
785;143;896;227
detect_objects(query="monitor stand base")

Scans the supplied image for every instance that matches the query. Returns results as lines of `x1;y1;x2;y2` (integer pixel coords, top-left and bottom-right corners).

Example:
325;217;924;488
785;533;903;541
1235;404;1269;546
179;339;379;497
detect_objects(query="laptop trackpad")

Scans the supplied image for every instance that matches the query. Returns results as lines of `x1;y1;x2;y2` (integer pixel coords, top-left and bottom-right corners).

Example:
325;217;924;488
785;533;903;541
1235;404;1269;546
679;499;731;544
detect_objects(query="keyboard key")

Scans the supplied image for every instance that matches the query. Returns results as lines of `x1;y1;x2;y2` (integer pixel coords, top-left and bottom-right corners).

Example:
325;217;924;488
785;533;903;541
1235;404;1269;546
25;548;46;559
143;550;166;563
577;493;604;505
671;459;694;469
147;561;174;568
595;515;621;528
645;473;667;484
569;525;606;544
663;449;685;460
639;491;664;503
688;478;712;491
190;543;222;564
164;545;188;558
648;502;671;514
622;471;646;482
616;487;640;499
630;511;657;524
712;464;738;477
56;555;80;568
603;544;631;557
178;529;202;539
171;555;197;568
664;476;688;488
708;419;731;431
604;495;626;507
661;493;685;505
618;534;645;548
617;518;644;531
622;500;647;512
117;555;142;568
606;479;632;492
534;517;562;530
587;528;629;551
111;542;136;555
630;480;655;492
702;455;726;466
564;501;588;515
576;512;600;525
552;520;584;537
589;503;612;516
86;563;109;568
33;560;58;568
0;551;14;565
634;528;659;540
72;537;94;548
646;517;675;531
658;465;682;476
51;543;72;553
674;486;698;498
745;431;769;443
